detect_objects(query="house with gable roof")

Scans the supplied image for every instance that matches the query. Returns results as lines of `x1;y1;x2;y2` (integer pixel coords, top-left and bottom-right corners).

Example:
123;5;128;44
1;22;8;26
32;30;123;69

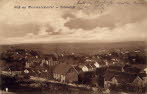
53;63;82;83
104;70;146;88
66;65;82;83
53;63;71;82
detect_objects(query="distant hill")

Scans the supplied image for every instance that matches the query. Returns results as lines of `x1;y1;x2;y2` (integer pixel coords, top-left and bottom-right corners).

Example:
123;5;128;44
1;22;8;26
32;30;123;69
0;41;146;55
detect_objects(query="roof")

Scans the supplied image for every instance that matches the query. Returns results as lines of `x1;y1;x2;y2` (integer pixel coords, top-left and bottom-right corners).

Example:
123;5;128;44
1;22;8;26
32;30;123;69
79;71;96;78
104;70;140;83
96;67;108;76
90;64;96;69
124;66;142;74
114;73;137;83
108;65;123;72
97;60;106;65
132;64;147;70
73;66;82;74
85;64;94;69
138;73;147;78
104;70;116;81
53;63;72;75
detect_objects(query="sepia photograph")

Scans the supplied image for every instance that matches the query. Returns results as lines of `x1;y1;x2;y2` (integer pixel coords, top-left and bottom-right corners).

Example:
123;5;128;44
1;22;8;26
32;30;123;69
0;0;147;94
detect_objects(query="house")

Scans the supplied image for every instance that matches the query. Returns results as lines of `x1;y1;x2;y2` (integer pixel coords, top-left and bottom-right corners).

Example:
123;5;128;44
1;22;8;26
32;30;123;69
81;61;100;72
27;58;42;67
81;65;88;72
95;67;108;88
42;54;60;67
108;65;146;75
25;61;30;68
141;73;147;85
53;63;71;82
78;71;97;86
98;60;109;66
140;67;147;74
94;61;100;68
53;63;81;83
104;70;116;88
81;64;96;72
41;58;56;67
132;76;145;87
123;65;142;74
96;67;108;76
128;64;147;74
66;66;82;83
104;70;146;88
82;64;92;72
29;66;51;79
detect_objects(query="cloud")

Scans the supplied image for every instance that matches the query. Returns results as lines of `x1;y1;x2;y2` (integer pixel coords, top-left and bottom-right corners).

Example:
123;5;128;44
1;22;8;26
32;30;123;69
62;12;76;19
1;18;146;44
0;0;147;44
0;23;40;37
64;2;147;30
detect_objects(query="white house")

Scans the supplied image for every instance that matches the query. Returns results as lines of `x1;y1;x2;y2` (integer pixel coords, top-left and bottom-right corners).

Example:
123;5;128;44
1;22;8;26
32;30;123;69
94;62;100;68
144;68;147;74
82;63;98;72
82;65;89;72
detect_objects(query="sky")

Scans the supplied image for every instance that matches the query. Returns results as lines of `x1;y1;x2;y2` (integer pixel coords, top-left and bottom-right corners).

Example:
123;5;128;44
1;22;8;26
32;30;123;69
0;0;147;44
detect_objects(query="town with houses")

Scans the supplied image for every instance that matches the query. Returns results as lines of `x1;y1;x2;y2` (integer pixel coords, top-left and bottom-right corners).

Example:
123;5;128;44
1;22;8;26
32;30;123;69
0;46;147;94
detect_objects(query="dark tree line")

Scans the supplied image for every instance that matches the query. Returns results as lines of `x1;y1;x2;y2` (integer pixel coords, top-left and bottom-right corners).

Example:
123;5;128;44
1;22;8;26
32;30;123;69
0;48;40;71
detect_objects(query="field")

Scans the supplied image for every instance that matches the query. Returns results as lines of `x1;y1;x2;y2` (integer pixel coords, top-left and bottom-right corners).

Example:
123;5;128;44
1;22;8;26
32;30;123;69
0;41;146;55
